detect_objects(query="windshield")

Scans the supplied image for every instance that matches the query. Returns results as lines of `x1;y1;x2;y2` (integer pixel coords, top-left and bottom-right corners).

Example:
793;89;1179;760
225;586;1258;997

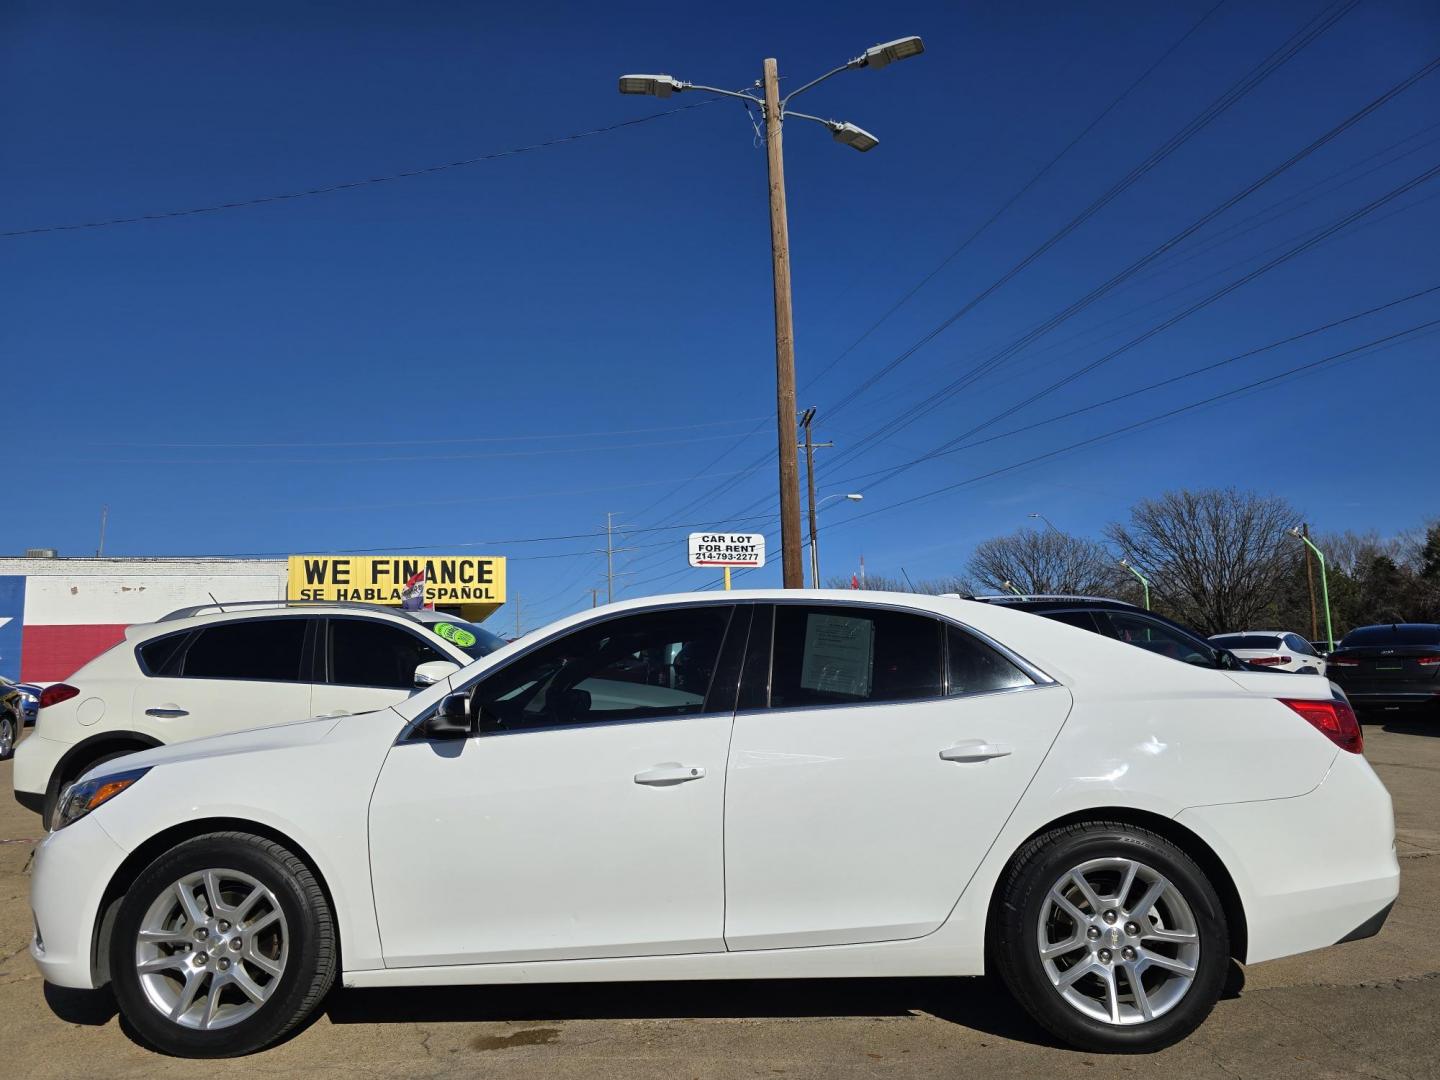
424;618;507;659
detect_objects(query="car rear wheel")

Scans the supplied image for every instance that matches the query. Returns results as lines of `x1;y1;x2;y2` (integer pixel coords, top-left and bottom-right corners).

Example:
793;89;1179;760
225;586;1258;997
0;710;16;760
109;832;335;1057
992;820;1229;1052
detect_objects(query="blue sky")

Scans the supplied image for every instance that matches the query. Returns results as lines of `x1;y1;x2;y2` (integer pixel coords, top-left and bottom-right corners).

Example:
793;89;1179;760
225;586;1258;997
3;0;1438;630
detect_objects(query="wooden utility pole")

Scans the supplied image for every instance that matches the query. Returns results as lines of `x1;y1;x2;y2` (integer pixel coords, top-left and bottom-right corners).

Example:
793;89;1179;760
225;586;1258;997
591;588;598;608
514;594;521;638
606;512;616;604
799;408;833;588
1302;522;1319;640
762;57;804;589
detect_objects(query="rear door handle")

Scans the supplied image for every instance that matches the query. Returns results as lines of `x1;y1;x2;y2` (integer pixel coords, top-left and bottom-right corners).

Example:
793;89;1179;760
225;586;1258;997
939;740;1012;763
634;764;706;786
145;705;189;718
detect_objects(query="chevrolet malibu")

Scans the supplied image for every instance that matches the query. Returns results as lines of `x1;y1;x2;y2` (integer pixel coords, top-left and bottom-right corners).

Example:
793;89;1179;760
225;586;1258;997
28;592;1397;1057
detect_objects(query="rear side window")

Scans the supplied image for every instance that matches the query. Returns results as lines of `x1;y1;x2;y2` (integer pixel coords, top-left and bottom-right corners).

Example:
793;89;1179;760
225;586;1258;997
770;605;942;708
1104;611;1215;666
947;626;1033;695
1283;634;1314;656
182;619;308;682
1041;609;1103;634
138;632;190;677
330;619;449;689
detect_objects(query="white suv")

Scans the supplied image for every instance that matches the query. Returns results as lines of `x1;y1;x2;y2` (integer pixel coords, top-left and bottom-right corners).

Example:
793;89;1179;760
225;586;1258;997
12;602;504;826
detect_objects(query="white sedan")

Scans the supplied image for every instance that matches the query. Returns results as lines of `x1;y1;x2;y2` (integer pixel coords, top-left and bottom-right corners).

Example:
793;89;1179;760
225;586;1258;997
27;591;1396;1057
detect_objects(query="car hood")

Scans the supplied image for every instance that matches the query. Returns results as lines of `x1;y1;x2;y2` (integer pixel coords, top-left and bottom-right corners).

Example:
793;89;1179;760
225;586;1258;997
77;714;347;782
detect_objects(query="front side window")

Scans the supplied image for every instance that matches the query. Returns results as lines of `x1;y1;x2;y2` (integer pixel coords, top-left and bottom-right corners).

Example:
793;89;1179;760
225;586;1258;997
947;625;1033;695
329;619;449;689
770;605;943;708
1104;611;1214;666
472;606;734;732
180;618;308;682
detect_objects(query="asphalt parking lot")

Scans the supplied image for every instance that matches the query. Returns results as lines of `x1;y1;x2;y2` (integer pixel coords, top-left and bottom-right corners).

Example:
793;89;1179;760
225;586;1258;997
1;719;1437;1079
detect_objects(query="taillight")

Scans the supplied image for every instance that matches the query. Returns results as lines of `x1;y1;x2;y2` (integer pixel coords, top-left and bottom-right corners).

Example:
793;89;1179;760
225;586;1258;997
1330;657;1360;667
1248;656;1289;666
37;683;80;709
1280;697;1362;754
1416;655;1440;667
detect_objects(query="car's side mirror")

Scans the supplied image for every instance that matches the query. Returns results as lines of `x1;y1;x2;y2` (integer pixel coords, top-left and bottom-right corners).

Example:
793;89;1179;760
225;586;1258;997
420;693;473;740
414;660;461;688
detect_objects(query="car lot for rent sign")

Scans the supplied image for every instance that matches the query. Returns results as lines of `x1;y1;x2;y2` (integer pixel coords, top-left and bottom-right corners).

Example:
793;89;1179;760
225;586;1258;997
688;533;766;569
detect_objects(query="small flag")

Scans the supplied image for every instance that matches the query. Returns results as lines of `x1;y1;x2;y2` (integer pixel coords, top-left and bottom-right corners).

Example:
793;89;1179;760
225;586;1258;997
850;574;860;590
400;570;426;610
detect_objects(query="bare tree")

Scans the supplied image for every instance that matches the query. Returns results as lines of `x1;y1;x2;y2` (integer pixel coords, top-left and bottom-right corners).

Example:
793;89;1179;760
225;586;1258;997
821;573;966;594
1106;488;1300;634
966;528;1122;596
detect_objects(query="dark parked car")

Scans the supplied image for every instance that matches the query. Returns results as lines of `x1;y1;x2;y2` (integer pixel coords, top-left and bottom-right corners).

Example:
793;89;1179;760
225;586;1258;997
1326;623;1440;713
969;595;1251;671
0;682;21;760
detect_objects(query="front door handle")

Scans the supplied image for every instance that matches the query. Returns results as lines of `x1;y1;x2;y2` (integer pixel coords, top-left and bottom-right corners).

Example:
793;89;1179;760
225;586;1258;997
634;764;706;786
145;705;189;718
939;740;1012;763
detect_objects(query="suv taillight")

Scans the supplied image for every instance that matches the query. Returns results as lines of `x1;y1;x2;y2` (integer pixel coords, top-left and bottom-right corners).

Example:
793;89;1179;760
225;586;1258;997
1416;655;1440;667
1280;697;1362;754
38;683;79;709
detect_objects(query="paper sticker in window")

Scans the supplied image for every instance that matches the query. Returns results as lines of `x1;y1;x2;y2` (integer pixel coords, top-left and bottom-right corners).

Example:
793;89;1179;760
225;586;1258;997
799;613;875;698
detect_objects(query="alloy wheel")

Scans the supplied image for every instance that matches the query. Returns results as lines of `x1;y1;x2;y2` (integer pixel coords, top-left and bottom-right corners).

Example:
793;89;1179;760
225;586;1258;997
1036;856;1200;1025
133;868;289;1030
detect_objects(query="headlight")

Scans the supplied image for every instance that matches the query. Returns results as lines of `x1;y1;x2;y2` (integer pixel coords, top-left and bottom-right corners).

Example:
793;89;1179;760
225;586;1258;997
54;767;150;830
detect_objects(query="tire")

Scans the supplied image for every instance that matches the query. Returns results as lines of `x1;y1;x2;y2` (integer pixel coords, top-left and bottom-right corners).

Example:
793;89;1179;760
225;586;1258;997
0;710;16;760
109;832;336;1057
992;820;1229;1053
43;749;145;830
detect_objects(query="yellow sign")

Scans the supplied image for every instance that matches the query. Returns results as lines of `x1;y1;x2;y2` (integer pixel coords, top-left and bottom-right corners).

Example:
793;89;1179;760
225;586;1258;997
286;555;506;621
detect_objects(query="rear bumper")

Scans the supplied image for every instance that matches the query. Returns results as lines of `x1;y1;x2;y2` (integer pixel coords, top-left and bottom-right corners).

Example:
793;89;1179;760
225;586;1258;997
1346;690;1438;709
1176;751;1399;965
12;733;69;805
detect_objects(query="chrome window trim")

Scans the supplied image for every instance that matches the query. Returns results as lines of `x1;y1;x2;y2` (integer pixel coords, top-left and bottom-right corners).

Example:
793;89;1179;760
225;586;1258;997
733;680;1065;721
397;595;1059;743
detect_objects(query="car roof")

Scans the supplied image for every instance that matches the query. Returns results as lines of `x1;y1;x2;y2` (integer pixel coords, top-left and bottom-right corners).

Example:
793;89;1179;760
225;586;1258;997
1211;630;1289;637
970;594;1141;611
131;600;451;639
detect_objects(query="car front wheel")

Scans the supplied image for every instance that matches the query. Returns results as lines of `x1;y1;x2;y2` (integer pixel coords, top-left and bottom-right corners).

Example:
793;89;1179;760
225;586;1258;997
109;832;336;1057
992;821;1230;1052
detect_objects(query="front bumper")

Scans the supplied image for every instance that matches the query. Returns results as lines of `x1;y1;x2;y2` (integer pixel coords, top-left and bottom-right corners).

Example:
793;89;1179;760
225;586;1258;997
29;814;129;989
1176;751;1399;966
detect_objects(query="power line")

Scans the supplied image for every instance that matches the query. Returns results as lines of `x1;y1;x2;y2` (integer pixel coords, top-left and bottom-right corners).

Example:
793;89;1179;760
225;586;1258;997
2;99;722;239
820;0;1363;424
92;415;767;449
843;158;1440;494
827;318;1440;532
829;283;1440;486
800;0;1231;394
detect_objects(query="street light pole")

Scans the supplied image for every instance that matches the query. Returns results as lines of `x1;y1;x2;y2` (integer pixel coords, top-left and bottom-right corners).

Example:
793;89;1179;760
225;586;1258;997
811;492;863;587
617;37;924;590
1119;558;1151;611
1290;527;1335;650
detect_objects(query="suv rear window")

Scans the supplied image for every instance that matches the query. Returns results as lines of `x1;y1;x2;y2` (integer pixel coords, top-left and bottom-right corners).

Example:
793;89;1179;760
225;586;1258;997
182;619;308;682
1212;634;1283;651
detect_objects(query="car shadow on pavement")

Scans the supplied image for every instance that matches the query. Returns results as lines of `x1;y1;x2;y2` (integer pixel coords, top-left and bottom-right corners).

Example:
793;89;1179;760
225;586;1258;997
325;976;1067;1047
43;983;117;1026
1373;714;1439;737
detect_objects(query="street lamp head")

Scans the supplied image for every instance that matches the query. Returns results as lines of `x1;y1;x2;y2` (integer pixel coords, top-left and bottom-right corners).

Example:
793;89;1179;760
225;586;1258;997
1119;558;1130;568
618;74;684;98
860;36;925;70
1288;525;1303;538
830;121;880;152
845;493;864;502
